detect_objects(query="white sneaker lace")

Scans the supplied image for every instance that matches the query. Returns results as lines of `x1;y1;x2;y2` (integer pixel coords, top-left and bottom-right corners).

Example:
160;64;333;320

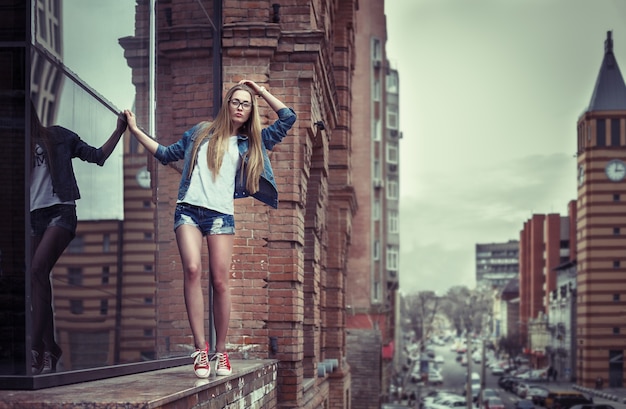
216;352;231;372
191;348;210;368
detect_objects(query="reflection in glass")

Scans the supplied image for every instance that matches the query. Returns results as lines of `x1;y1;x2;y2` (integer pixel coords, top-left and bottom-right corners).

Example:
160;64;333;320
29;93;127;374
26;0;158;377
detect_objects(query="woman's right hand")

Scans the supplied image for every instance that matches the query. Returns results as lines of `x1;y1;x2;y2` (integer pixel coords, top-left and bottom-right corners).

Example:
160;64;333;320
123;109;138;132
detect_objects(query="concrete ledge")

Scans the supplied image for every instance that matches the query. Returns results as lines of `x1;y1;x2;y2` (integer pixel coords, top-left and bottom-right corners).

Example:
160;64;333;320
0;359;278;409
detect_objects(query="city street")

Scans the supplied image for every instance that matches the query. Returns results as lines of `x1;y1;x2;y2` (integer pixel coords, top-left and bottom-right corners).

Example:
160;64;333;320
406;343;626;409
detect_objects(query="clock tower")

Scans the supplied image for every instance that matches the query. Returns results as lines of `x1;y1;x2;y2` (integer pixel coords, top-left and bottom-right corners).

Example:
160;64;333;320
576;31;626;387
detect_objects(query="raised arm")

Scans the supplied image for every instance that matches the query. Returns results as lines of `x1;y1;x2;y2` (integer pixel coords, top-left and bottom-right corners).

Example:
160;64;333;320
239;79;287;112
99;113;128;160
124;109;159;155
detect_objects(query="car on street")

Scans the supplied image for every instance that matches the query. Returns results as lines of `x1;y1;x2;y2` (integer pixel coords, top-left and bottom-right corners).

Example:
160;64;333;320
428;369;444;386
491;366;504;376
421;391;457;407
528;385;549;406
484;397;505;409
515;382;531;398
480;388;499;404
425;395;467;409
515;399;536;409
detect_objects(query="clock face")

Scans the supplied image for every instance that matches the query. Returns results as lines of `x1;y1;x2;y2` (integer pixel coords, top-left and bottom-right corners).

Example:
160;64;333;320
578;164;584;187
136;166;151;188
605;159;626;182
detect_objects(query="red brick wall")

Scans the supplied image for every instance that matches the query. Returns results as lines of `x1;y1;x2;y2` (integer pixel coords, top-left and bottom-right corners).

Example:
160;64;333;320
133;1;359;408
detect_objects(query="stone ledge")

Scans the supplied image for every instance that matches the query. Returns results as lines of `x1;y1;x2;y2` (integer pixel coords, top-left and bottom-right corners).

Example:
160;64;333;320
0;360;278;409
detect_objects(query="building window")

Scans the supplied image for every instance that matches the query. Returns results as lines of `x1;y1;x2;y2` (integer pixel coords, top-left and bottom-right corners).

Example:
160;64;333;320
597;119;606;147
373;281;381;302
144;232;153;240
386;106;398;130
373;118;382;141
386;71;398;93
614;194;620;202
613;294;620;302
613;327;620;335
70;299;84;315
386;180;399;200
373;77;381;102
374;159;383;180
388;210;399;234
614;227;620;235
371;37;382;63
373;240;380;260
67;267;82;286
373;199;380;221
102;266;110;284
387;143;398;164
614;260;620;268
611;118;620;146
67;235;84;253
100;299;108;315
386;246;399;271
103;233;110;252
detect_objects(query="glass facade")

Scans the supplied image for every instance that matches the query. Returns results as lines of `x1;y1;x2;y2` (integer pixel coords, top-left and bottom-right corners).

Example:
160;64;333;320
0;0;184;389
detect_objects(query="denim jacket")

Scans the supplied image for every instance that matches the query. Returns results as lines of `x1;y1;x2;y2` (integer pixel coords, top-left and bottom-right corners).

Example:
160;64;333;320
40;126;107;202
154;107;296;209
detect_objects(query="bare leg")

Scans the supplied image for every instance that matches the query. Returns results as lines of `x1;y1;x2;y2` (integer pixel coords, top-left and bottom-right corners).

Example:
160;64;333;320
206;234;234;353
176;225;207;350
31;226;73;353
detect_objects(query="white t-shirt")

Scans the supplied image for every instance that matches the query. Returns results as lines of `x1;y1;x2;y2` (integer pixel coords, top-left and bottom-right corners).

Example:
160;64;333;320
181;136;240;215
30;144;74;211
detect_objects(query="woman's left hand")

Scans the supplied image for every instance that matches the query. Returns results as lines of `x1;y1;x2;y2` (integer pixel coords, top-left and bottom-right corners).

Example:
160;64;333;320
239;79;263;95
115;113;128;134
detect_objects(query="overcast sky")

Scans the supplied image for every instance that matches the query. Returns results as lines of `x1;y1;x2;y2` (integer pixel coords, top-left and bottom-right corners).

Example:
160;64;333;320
384;0;626;295
61;0;134;220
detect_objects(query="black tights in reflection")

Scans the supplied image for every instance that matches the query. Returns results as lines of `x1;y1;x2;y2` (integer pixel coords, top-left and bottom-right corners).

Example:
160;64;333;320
31;225;73;353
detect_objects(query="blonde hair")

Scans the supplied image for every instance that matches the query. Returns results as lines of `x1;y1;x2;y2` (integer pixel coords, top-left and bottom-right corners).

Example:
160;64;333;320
188;84;265;193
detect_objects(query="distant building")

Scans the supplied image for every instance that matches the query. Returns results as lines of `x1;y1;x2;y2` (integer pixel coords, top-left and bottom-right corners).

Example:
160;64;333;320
547;261;577;382
345;1;401;407
496;278;520;341
518;210;575;363
476;240;519;290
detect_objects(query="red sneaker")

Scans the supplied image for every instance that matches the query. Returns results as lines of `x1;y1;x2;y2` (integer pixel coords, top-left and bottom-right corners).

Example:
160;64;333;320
191;342;210;378
215;352;232;376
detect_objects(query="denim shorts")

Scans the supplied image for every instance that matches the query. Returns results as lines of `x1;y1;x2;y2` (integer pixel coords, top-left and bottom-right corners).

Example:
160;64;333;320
30;204;77;238
174;203;235;236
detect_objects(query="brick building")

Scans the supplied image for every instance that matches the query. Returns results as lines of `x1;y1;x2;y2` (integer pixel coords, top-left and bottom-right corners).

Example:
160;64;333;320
345;1;400;408
0;1;400;406
518;210;575;364
122;0;396;407
575;30;626;388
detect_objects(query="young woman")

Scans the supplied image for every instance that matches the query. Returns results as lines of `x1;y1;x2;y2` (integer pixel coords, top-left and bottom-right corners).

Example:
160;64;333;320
30;101;127;374
124;79;296;378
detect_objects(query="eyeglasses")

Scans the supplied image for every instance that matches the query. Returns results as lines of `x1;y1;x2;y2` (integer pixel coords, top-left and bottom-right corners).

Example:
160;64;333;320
229;99;252;110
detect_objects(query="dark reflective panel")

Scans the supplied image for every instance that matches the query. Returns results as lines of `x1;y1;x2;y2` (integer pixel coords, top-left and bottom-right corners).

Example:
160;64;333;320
0;1;26;42
0;46;27;376
28;0;157;376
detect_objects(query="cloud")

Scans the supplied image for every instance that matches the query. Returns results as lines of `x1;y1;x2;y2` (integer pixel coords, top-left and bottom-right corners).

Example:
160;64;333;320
399;152;575;293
